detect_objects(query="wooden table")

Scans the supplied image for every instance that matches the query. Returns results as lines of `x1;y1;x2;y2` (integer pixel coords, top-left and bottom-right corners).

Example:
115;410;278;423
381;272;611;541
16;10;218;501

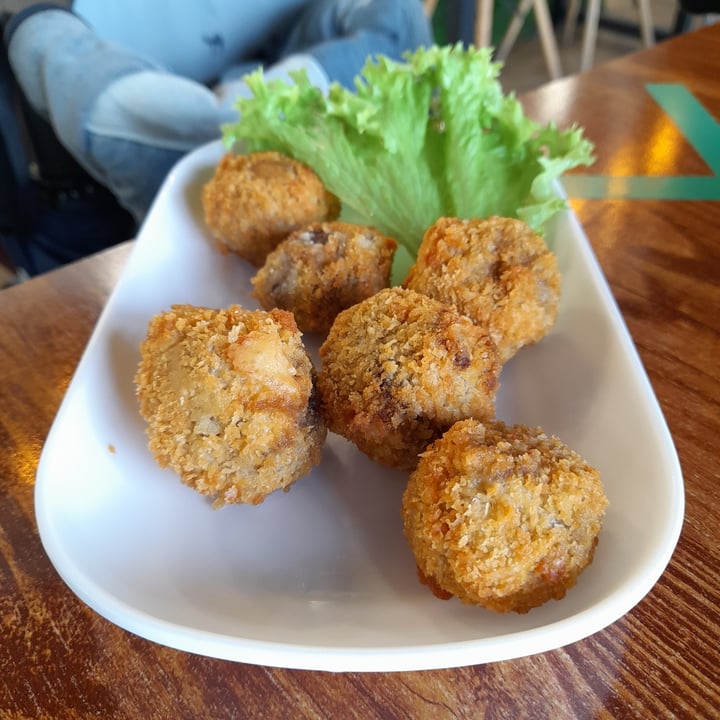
2;24;719;719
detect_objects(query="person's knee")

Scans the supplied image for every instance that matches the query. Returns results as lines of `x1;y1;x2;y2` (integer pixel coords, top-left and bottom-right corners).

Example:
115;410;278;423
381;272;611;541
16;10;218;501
87;72;225;150
283;0;433;88
83;71;226;219
293;0;433;49
344;0;434;48
5;8;87;116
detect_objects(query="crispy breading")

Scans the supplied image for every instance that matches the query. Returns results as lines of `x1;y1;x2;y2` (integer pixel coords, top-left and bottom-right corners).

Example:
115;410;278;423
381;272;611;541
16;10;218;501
317;287;501;470
202;151;340;266
402;419;607;613
135;304;326;506
403;216;561;362
251;221;398;334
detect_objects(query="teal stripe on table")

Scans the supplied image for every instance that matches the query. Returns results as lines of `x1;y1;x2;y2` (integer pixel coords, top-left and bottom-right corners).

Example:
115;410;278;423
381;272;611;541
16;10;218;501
646;83;720;175
561;83;720;200
562;175;720;200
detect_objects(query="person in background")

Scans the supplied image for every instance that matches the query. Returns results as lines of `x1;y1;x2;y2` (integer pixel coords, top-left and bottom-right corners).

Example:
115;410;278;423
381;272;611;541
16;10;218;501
4;0;432;224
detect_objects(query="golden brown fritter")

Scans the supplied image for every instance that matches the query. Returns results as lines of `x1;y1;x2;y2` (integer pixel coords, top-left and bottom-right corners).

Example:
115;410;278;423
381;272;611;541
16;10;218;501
202;151;340;266
135;304;326;507
317;287;501;470
251;221;398;334
402;419;607;613
403;216;561;363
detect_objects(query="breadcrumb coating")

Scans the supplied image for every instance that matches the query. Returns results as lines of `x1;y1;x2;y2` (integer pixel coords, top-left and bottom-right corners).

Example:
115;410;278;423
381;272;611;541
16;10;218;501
402;419;607;613
135;304;326;506
403;216;561;362
251;221;397;334
318;287;501;470
202;151;340;266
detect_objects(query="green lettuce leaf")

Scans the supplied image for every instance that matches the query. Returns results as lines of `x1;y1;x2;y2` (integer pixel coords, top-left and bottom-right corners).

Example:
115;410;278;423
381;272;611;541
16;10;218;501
222;44;594;258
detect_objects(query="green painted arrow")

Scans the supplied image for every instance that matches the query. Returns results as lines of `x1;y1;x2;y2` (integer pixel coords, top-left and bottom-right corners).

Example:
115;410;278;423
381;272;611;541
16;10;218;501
561;83;720;200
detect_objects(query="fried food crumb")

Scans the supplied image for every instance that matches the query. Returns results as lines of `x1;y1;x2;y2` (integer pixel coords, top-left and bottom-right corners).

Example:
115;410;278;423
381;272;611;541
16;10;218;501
202;151;340;266
318;287;501;470
403;216;561;362
135;304;326;506
401;419;607;613
251;220;397;334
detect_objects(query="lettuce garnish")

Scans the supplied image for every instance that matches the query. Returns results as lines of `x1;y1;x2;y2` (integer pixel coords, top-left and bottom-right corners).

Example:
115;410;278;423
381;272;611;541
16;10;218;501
222;44;594;259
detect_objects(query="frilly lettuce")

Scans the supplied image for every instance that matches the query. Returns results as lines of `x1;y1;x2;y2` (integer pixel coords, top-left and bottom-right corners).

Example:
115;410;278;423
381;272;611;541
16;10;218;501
222;44;594;258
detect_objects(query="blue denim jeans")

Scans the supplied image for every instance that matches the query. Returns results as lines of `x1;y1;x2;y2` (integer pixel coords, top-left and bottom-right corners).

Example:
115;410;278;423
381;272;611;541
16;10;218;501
6;0;432;221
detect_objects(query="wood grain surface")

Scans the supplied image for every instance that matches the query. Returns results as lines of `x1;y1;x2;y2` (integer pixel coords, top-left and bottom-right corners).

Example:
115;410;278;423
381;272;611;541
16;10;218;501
1;24;719;720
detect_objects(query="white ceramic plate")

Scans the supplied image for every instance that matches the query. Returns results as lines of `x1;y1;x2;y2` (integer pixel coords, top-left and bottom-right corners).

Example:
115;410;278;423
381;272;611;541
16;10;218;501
35;141;684;672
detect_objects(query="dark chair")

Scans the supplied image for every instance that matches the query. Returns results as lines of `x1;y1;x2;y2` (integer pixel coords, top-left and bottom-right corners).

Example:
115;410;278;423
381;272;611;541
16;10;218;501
673;0;720;33
679;0;719;11
1;11;137;277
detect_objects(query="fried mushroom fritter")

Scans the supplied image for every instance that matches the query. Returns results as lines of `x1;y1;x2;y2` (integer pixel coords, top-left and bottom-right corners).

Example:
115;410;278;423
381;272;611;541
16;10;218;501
202;151;340;266
251;221;398;334
317;287;501;470
402;419;607;613
135;304;326;506
403;216;561;363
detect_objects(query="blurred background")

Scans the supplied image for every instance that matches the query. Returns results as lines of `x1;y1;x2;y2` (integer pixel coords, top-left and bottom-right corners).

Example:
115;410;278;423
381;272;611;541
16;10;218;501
2;0;713;95
1;0;717;286
426;0;715;93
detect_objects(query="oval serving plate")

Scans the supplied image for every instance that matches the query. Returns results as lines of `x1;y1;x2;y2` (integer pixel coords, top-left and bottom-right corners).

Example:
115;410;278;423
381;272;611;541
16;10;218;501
35;141;684;672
